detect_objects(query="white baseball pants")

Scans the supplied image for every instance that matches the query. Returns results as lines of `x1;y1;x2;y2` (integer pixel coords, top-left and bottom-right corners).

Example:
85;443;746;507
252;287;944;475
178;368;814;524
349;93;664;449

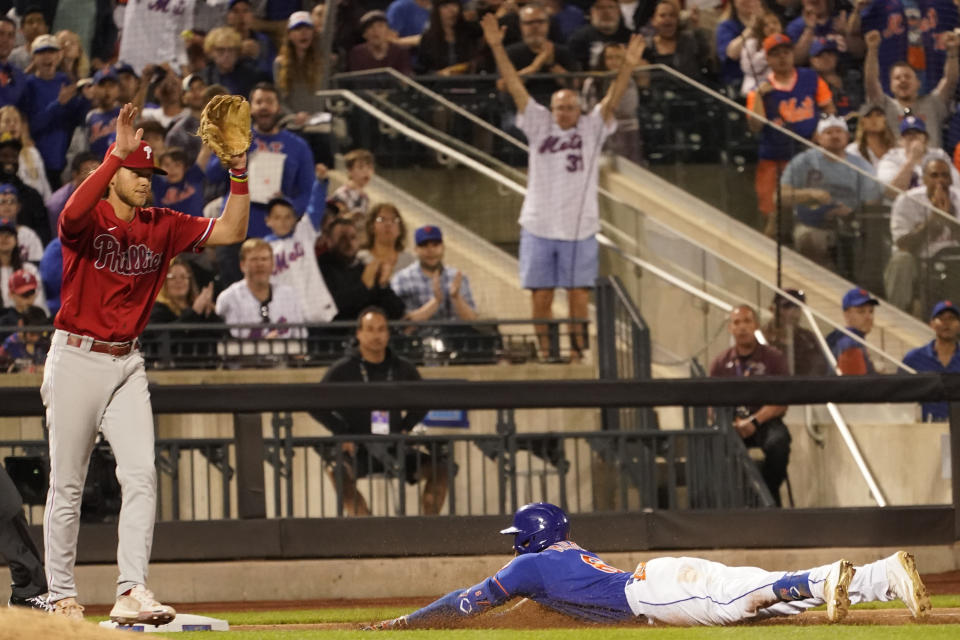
41;330;157;602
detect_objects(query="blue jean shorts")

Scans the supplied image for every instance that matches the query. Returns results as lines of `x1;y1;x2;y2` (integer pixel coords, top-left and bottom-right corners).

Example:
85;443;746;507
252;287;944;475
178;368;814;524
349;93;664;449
518;229;598;289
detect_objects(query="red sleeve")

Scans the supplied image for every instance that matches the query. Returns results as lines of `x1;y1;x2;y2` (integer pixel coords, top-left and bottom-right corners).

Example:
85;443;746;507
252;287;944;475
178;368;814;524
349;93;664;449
815;77;833;106
163;208;216;256
59;154;123;244
837;348;868;375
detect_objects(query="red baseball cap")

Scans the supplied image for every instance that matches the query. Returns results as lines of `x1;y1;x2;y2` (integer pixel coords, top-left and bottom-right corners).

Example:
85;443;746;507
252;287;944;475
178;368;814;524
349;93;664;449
8;269;38;295
104;140;167;175
763;33;793;55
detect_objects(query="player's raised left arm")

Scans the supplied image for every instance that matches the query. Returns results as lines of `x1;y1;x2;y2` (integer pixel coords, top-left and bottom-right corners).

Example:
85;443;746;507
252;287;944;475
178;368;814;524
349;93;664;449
206;153;250;246
600;35;645;124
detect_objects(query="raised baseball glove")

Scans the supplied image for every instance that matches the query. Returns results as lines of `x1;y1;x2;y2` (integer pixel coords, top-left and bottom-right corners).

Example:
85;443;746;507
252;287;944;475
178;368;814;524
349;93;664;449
198;94;251;163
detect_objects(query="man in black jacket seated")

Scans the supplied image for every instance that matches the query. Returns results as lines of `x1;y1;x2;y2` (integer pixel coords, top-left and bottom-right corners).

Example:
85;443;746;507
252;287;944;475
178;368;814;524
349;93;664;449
310;307;449;516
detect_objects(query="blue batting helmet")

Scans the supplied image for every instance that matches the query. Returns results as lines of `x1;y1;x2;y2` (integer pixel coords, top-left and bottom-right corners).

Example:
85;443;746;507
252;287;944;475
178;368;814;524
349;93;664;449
499;502;570;555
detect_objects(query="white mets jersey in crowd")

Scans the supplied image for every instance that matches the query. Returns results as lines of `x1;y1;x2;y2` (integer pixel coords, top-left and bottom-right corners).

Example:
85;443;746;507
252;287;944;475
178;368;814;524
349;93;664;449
516;101;616;241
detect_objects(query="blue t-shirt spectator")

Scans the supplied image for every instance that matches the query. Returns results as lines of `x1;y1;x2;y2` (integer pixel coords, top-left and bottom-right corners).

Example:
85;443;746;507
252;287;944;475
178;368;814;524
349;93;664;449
716;17;746;88
205;129;314;238
85;106;121;161
38;237;62;315
23;71;91;175
0;62;26;109
152;165;206;218
903;339;960;420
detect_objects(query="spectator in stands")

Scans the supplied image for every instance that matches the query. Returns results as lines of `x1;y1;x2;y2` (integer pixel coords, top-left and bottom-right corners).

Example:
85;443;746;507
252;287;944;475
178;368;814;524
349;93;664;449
885;158;960;313
0;17;27;109
0;218;43;311
55;30;89;82
392;224;478;322
0;184;43;261
140;68;186;130
348;10;413;74
44;151;97;235
0;137;48;242
117;0;192;75
147;257;223;362
903;300;960;420
709;305;792;507
331;148;374;214
482;14;645;360
275;12;327;120
416;0;484;75
226;0;276;77
785;0;847;65
618;0;657;32
809;38;855;116
205;81;314;281
877;115;959;193
23;34;90;190
568;0;632;72
864;29;959;151
0;268;47;332
167;78;219;167
152;148;205;218
215;238;307;340
761;288;828;376
546;0;586;41
779;115;882;268
113;63;141;105
387;0;432;40
8;6;48;71
500;3;579;107
858;0;959;95
358;203;416;283
200;27;267;98
640;0;710;82
826;287;879;374
716;0;765;91
318;217;406;321
37;236;60;314
264;167;338;324
0;305;50;372
0;105;51;202
311;306;449;517
846;103;895;169
581;42;644;164
746;33;835;236
739;9;782;97
83;66;122;161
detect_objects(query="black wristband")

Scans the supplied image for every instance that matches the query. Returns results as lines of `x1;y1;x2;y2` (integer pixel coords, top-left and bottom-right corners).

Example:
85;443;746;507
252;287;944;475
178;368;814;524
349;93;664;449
751;416;761;429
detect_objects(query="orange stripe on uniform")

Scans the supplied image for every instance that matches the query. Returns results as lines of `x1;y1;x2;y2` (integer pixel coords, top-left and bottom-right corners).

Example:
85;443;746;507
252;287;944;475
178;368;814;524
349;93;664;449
493;578;510;596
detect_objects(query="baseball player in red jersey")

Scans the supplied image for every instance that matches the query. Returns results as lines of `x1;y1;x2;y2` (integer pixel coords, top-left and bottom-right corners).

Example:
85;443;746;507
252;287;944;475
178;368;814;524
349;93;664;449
40;103;250;624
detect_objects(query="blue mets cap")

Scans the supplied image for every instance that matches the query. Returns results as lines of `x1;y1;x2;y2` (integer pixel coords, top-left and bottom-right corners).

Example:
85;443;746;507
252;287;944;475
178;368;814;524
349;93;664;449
809;38;838;58
842;288;879;310
900;115;927;135
415;225;443;245
931;300;960;320
0;183;18;197
93;67;118;85
113;62;139;79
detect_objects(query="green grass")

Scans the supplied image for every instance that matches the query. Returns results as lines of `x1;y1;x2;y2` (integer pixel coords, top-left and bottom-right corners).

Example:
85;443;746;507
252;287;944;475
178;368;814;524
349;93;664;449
133;597;960;639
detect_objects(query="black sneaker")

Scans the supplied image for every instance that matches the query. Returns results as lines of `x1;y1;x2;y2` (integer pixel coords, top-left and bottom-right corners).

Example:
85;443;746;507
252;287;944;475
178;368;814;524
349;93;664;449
9;594;54;612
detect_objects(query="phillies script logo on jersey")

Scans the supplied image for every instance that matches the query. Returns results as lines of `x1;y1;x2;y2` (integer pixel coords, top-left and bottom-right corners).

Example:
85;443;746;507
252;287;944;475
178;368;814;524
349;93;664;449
93;234;164;276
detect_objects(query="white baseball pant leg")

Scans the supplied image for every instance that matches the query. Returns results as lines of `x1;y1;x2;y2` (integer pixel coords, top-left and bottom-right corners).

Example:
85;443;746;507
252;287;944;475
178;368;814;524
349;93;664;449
624;556;790;626
42;331;156;601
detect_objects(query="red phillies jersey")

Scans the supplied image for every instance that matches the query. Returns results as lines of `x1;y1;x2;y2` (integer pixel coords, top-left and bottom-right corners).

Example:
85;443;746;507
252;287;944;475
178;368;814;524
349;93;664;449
56;155;215;342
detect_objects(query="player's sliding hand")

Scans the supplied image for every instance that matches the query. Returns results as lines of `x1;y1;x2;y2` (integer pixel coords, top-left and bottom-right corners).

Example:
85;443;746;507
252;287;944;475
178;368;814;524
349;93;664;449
112;103;144;159
362;616;408;631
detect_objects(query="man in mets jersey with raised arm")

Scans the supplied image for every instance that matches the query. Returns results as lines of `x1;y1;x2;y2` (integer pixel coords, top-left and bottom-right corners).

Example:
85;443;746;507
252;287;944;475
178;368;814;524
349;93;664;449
41;102;250;624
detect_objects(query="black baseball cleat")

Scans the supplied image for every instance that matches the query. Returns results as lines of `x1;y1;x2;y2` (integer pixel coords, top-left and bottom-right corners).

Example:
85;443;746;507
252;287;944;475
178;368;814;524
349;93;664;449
9;594;54;612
